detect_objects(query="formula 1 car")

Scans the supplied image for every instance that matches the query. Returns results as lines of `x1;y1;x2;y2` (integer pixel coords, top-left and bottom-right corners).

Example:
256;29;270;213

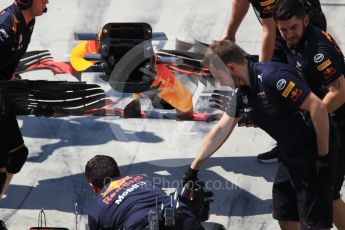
15;23;226;122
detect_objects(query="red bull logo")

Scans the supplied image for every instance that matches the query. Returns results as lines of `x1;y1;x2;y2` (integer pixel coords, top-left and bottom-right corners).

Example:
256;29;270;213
101;175;145;205
102;176;132;197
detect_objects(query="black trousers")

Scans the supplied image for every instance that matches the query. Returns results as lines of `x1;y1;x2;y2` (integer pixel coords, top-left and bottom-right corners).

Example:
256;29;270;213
0;116;24;168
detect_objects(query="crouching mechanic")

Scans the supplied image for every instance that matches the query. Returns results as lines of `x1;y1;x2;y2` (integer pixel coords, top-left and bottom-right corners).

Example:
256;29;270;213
183;40;335;229
0;0;49;199
222;0;327;163
85;155;204;230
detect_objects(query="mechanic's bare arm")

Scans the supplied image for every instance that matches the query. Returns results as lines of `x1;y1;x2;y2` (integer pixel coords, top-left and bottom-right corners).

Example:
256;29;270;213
191;113;240;170
259;17;276;61
300;93;329;156
323;75;345;112
223;0;250;41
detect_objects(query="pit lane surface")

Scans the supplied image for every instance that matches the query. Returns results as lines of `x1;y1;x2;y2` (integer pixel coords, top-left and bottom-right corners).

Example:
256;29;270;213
0;0;344;229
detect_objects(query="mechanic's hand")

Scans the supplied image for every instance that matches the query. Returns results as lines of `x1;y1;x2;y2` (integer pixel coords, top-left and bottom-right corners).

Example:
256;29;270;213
11;73;22;81
220;31;235;42
209;89;235;115
182;167;199;185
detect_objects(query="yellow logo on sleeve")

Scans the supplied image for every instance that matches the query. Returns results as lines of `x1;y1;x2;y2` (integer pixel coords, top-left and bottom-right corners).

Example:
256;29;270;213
260;0;275;6
317;59;332;71
282;82;295;97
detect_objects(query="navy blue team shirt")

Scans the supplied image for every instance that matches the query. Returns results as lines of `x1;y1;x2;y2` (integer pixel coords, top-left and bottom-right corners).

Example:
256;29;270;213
0;4;35;80
232;61;319;165
282;25;345;121
88;174;172;230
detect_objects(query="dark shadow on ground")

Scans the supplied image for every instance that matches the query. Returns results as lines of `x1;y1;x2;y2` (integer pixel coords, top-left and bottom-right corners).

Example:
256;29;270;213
1;157;277;217
19;116;163;163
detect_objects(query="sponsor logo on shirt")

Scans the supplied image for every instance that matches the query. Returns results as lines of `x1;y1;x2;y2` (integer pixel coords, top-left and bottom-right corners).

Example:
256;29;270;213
101;175;145;205
0;29;9;39
260;0;275;6
102;176;132;197
0;28;9;42
276;79;287;90
313;53;324;63
323;66;337;78
290;89;303;102
262;5;273;14
257;91;270;105
257;74;263;82
242;95;248;104
322;31;343;54
282;82;295;97
317;59;332;71
257;91;266;96
114;181;147;205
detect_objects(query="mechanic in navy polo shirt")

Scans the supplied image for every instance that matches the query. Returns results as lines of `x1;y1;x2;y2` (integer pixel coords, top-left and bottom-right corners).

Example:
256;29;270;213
222;0;327;164
183;40;334;229
0;0;48;219
85;155;204;230
272;0;345;229
222;0;326;62
0;1;48;228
